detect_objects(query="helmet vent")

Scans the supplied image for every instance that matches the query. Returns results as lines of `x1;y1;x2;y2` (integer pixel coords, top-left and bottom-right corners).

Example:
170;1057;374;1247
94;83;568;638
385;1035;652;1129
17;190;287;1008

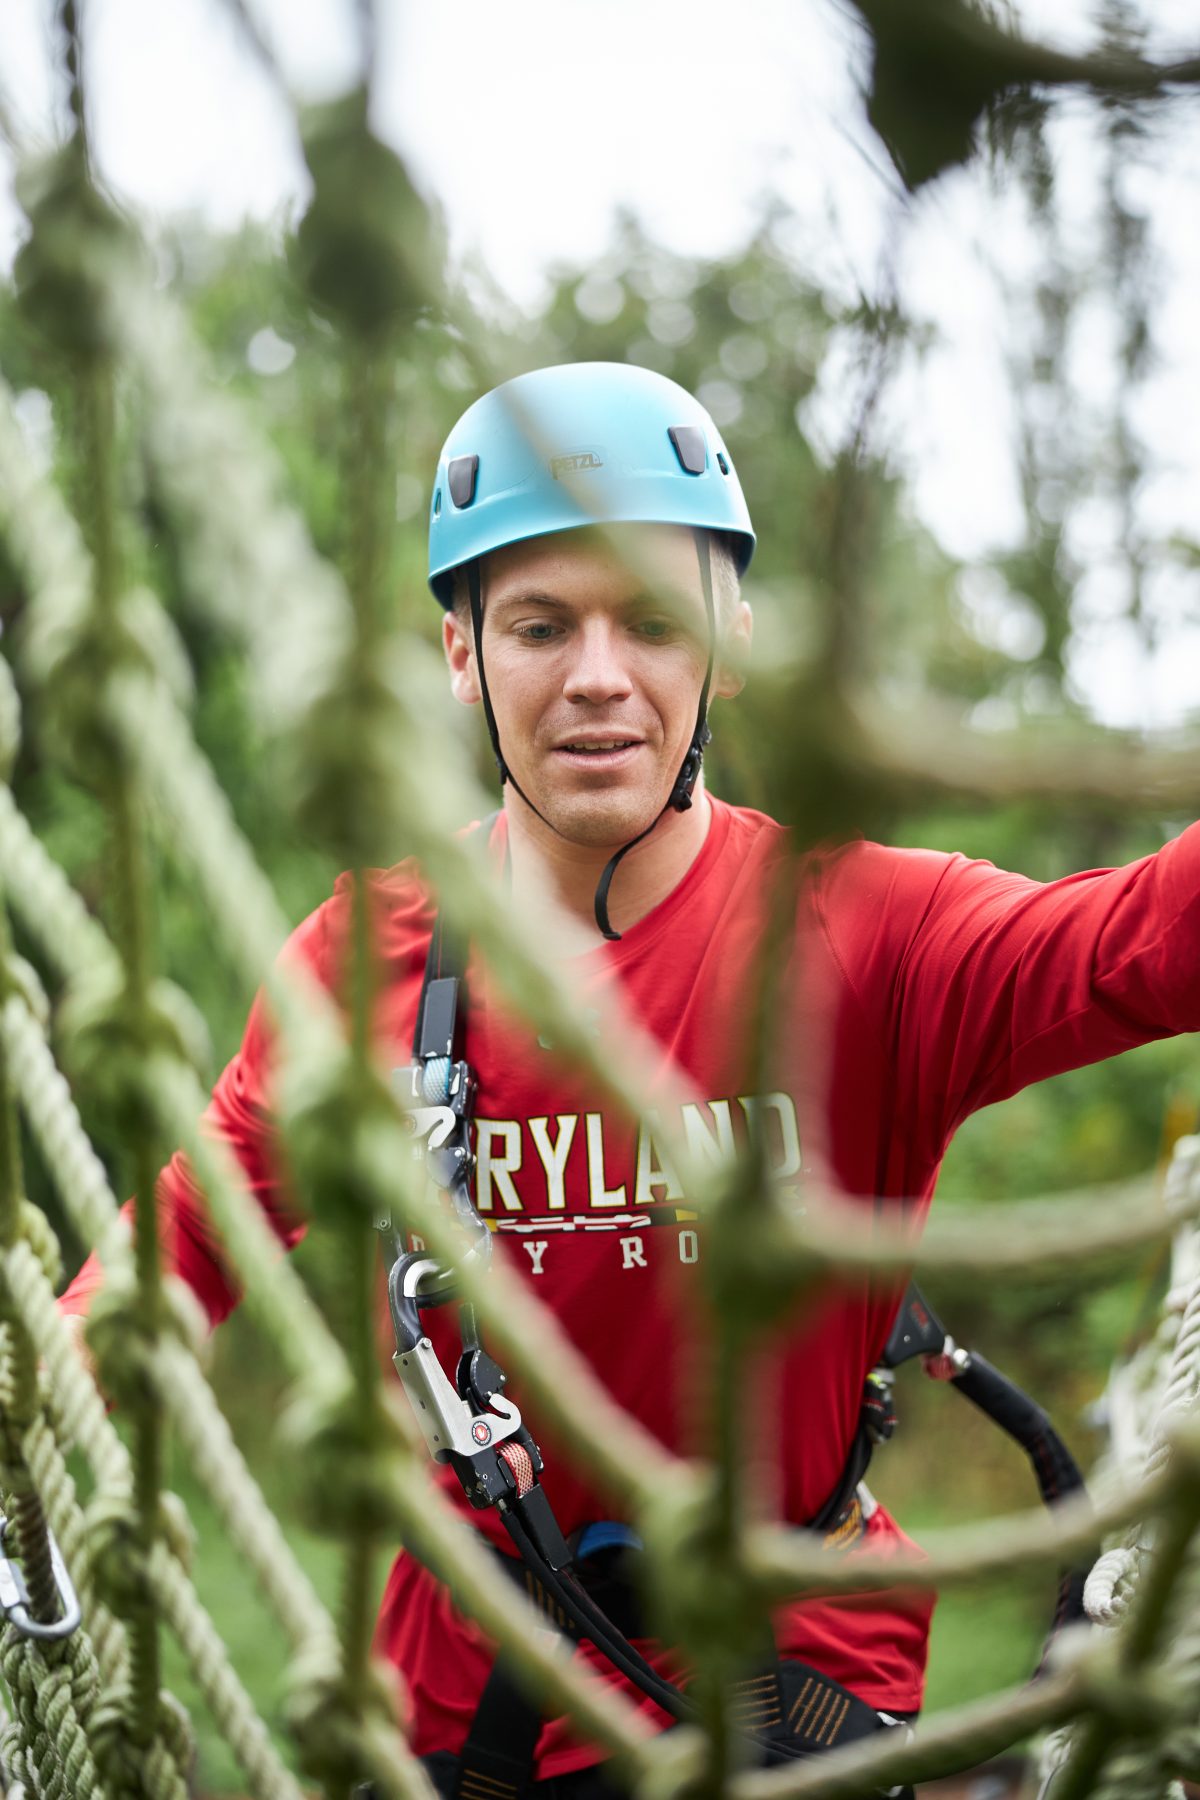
448;454;479;508
668;424;707;475
717;452;730;475
432;487;442;517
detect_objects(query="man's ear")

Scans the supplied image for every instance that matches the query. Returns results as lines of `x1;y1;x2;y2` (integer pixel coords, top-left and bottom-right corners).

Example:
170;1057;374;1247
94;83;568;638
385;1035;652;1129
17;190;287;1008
443;610;482;706
711;598;753;700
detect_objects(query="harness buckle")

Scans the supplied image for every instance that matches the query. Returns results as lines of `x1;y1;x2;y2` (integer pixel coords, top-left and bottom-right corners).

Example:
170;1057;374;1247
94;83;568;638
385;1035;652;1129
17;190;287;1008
0;1516;81;1641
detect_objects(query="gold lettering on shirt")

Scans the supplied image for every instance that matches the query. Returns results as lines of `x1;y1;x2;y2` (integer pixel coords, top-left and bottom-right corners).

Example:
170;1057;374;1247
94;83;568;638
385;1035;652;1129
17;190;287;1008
680;1099;736;1168
476;1119;523;1211
585;1112;626;1207
528;1115;578;1210
633;1111;684;1206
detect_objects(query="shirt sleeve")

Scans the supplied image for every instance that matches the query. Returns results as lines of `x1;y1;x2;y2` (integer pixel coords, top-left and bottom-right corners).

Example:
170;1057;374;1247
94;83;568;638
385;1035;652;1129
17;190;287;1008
58;902;332;1324
819;822;1200;1164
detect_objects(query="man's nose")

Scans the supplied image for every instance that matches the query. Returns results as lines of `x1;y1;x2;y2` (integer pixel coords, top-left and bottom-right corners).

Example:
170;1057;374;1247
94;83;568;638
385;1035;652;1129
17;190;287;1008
562;621;635;705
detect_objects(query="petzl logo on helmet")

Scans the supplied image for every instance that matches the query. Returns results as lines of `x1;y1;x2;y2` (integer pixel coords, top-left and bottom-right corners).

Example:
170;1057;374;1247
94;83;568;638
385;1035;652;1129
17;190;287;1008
549;449;604;480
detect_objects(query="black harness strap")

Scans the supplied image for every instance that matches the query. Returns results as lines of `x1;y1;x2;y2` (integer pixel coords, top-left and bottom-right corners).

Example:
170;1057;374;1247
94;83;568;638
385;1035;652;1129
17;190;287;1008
455;1666;541;1800
948;1351;1088;1665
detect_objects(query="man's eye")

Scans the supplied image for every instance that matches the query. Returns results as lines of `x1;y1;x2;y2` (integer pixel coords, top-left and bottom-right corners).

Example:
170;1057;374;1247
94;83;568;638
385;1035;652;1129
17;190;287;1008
518;621;558;642
635;617;674;640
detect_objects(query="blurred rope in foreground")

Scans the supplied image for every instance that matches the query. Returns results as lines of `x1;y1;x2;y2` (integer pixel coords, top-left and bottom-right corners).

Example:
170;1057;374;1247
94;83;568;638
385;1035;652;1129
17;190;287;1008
0;5;1198;1797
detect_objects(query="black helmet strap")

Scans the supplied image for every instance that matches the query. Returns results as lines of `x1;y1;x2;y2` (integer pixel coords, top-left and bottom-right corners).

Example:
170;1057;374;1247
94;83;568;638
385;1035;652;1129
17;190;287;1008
465;532;718;944
593;529;716;940
467;558;509;788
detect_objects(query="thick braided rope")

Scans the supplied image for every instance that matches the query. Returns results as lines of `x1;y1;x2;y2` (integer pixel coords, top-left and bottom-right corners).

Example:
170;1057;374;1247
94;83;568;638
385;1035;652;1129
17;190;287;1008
0;658;18;781
1079;1551;1200;1800
6;1245;132;1503
88;1686;192;1800
1085;1138;1200;1627
11;130;1200;1800
0;746;653;1777
1037;1141;1200;1797
18;1412;126;1695
7;1240;132;1695
114;274;349;725
0;1626;106;1800
0;792;115;987
148;1055;347;1391
16;1265;289;1800
146;1547;306;1800
5;1245;303;1799
1;995;130;1274
104;679;292;1008
150;1338;335;1655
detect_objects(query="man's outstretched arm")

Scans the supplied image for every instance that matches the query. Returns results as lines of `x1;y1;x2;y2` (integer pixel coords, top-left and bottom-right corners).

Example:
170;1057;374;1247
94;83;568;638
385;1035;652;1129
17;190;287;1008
818;822;1200;1165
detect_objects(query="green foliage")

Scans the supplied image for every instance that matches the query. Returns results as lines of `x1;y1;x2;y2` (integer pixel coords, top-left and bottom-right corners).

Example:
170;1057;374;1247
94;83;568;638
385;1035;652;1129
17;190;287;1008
1;101;1196;1783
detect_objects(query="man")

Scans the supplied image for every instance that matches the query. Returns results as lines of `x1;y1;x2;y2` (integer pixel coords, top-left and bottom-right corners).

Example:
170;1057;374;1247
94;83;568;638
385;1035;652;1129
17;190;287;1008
61;362;1200;1798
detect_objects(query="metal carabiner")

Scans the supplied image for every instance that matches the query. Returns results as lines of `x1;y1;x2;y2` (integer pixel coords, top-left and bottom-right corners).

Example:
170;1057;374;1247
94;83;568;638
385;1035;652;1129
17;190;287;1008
0;1515;81;1641
388;1254;522;1464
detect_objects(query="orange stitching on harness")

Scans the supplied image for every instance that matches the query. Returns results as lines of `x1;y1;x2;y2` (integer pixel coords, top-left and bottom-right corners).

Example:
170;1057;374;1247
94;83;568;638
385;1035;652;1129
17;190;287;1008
818;1693;850;1746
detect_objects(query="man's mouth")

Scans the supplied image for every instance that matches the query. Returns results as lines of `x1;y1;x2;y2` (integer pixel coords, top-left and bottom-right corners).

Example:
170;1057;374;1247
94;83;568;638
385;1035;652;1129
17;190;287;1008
557;739;640;754
552;737;644;768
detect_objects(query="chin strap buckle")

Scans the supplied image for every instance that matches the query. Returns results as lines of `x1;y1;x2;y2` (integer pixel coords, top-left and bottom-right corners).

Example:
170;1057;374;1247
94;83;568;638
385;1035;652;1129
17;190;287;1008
668;721;712;813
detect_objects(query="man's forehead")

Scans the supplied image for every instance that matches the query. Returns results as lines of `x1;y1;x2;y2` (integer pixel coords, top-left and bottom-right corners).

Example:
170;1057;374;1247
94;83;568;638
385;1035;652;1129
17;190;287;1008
486;524;699;599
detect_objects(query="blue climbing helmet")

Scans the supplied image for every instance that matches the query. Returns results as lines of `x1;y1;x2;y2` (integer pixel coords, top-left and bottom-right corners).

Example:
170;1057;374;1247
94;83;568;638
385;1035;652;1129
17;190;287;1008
427;361;755;604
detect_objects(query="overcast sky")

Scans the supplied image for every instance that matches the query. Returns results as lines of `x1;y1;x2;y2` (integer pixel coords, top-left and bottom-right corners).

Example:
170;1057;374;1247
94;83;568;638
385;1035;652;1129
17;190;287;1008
2;0;1199;727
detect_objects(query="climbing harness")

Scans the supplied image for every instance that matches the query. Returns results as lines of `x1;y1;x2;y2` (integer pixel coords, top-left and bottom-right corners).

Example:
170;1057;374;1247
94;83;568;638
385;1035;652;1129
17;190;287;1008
379;905;1092;1798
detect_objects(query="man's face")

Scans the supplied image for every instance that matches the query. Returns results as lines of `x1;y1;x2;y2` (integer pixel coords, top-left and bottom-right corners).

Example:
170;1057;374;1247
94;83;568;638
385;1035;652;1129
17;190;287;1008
444;525;743;850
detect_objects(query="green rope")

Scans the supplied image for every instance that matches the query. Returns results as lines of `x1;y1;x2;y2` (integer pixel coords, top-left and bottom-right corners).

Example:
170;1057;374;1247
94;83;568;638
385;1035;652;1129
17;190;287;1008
149;1339;336;1656
0;1626;107;1800
2;40;1200;1800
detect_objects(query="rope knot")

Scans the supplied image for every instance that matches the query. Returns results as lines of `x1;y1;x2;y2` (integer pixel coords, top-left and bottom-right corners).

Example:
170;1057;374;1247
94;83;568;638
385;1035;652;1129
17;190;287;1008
280;1045;401;1229
92;1684;193;1800
13;138;140;364
0;955;49;1029
84;1274;161;1414
288;651;416;868
83;1490;153;1612
279;1376;407;1538
290;88;444;339
285;1642;400;1794
60;968;209;1142
640;1470;766;1683
23;578;195;794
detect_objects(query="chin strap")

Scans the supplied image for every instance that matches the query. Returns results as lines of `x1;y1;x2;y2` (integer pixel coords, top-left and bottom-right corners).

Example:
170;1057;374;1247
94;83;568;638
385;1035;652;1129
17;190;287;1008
593;530;716;941
467;534;718;943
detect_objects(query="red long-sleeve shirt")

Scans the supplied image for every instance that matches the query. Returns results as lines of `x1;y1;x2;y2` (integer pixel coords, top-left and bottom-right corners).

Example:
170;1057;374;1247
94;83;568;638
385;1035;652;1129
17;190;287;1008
61;799;1200;1775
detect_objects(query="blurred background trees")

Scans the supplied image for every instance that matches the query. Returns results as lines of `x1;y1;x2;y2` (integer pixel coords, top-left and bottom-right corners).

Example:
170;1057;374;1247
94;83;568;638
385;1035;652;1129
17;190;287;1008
1;0;1198;1783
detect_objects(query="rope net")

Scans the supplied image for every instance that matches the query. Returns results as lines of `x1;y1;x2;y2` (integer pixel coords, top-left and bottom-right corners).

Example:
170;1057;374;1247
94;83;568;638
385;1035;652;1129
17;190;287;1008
0;5;1199;1798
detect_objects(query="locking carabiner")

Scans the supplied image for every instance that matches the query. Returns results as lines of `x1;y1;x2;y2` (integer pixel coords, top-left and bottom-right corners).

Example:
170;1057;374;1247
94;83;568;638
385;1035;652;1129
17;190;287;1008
0;1515;81;1642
